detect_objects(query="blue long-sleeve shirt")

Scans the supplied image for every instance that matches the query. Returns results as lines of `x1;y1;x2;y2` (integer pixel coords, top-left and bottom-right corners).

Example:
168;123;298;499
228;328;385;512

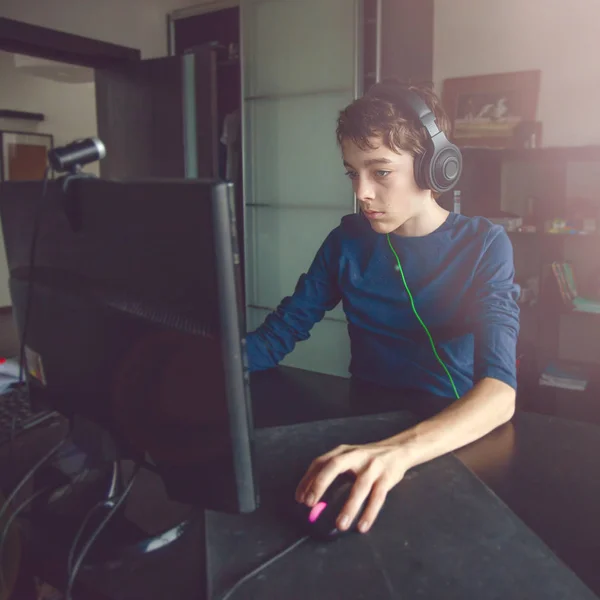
246;212;520;399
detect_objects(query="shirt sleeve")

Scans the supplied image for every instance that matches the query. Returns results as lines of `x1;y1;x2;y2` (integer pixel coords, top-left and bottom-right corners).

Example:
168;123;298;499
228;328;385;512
469;227;521;390
245;229;342;372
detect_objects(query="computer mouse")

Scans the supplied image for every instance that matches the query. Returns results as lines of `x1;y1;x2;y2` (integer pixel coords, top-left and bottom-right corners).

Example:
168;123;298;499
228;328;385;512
298;473;368;541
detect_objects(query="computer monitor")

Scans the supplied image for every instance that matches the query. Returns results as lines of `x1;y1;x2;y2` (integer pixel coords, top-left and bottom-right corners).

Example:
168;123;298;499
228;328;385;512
0;178;258;514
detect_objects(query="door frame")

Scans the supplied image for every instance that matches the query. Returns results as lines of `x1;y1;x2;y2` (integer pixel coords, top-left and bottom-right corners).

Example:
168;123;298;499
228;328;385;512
167;0;240;56
0;17;140;68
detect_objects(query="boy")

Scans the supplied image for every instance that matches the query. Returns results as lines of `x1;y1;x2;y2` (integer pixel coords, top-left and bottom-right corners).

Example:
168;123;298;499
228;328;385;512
246;81;520;534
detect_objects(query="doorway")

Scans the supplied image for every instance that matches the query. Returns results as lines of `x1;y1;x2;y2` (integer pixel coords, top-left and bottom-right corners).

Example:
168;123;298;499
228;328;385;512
0;17;137;313
0;49;97;317
170;4;244;283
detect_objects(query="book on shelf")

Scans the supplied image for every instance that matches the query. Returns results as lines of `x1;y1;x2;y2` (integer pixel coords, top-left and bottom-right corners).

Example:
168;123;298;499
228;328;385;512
539;361;590;391
551;261;600;314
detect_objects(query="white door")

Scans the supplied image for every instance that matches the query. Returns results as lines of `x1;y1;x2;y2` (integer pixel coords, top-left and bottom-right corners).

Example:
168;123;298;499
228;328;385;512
241;0;361;376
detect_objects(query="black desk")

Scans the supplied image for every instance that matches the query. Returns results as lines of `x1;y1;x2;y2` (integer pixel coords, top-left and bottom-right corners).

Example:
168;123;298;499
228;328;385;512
4;366;600;599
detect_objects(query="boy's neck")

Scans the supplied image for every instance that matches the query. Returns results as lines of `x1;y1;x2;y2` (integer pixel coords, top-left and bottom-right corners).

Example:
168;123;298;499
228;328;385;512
392;198;450;238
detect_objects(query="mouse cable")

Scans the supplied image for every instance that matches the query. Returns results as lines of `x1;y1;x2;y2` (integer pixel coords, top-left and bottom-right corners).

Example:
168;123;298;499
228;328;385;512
66;463;141;600
219;535;309;600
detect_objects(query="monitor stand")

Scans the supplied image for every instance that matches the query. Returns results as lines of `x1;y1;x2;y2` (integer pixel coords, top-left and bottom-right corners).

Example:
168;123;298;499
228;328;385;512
27;445;208;598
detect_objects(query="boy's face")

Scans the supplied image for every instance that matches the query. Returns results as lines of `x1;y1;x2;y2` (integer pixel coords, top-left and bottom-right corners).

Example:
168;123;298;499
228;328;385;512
341;136;431;235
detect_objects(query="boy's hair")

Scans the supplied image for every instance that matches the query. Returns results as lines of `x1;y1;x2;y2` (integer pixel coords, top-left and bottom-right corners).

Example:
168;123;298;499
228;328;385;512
336;79;452;165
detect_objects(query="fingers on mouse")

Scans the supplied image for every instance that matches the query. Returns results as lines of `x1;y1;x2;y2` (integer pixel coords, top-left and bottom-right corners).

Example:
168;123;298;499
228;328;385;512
300;472;368;541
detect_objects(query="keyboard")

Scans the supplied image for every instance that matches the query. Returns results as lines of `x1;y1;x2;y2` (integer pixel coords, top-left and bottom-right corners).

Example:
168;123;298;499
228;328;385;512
0;386;56;445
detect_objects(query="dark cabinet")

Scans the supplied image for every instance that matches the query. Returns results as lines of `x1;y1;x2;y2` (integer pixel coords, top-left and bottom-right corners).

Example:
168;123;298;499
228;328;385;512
95;45;219;181
362;0;434;90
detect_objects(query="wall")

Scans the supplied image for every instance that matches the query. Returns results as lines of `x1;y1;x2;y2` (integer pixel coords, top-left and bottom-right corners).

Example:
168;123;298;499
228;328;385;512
435;0;600;371
0;0;199;59
0;51;99;306
434;0;600;147
0;53;98;156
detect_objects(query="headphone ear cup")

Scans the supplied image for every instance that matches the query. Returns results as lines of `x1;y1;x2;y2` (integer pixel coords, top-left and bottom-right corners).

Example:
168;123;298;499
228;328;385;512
429;143;462;194
413;150;430;190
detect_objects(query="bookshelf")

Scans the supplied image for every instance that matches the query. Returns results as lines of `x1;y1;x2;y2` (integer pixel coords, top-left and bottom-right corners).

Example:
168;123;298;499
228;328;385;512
443;145;600;422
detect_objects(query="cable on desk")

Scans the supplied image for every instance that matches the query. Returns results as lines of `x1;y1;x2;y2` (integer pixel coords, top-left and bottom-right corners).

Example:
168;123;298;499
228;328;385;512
66;464;141;600
12;166;52;437
17;167;51;390
67;499;109;576
0;436;67;529
0;436;67;595
67;460;131;577
6;167;52;489
0;485;52;596
219;535;309;600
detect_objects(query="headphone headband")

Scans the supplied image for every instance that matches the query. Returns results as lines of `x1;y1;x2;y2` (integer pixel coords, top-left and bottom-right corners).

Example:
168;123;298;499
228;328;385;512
365;82;463;194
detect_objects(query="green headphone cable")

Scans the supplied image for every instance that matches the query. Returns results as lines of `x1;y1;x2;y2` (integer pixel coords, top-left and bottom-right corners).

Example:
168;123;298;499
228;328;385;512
386;233;460;400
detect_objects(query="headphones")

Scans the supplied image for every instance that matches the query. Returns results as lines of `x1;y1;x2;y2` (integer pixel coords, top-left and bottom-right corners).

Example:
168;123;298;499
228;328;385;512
366;82;463;195
364;82;463;399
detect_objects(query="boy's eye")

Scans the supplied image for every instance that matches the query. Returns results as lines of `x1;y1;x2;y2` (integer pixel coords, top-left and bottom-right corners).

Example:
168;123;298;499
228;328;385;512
344;170;390;179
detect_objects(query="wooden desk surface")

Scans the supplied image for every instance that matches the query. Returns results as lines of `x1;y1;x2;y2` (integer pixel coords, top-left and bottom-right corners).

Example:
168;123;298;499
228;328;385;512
1;366;599;599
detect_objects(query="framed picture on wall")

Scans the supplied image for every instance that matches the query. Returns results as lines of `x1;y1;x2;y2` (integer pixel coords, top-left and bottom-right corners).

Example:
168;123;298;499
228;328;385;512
442;70;541;149
0;131;53;182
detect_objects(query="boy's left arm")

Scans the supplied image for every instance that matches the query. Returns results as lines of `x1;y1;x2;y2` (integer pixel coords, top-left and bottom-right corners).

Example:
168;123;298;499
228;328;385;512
295;227;520;533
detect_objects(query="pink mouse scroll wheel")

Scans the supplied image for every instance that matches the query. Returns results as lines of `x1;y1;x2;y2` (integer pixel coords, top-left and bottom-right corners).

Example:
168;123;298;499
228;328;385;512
308;501;328;523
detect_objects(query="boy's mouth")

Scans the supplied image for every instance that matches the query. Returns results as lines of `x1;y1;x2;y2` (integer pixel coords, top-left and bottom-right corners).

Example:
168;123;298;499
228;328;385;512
363;209;385;220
